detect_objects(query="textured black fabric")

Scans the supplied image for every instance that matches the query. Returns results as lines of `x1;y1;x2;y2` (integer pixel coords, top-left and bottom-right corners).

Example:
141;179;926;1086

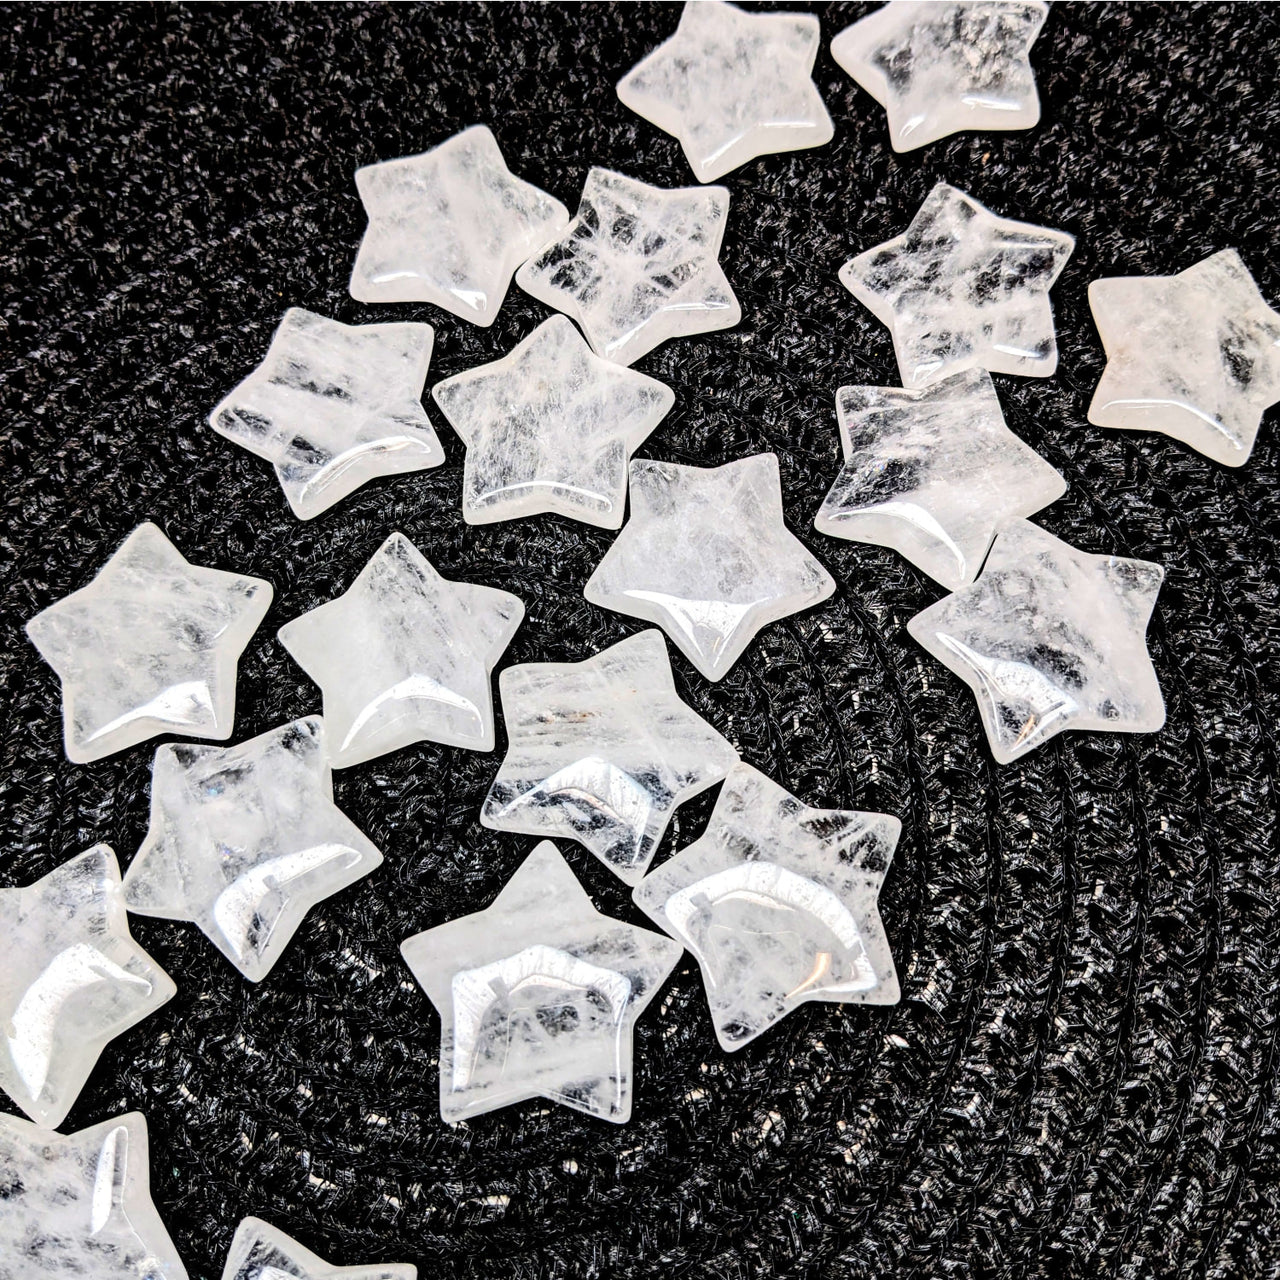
2;3;1279;1278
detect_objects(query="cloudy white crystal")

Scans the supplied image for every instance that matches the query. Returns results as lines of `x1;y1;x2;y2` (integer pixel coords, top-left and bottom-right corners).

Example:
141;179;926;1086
222;1217;415;1280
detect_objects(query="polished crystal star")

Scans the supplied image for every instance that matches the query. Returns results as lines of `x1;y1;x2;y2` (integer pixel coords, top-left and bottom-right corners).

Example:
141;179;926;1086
633;762;900;1051
25;523;272;764
515;167;741;367
616;0;833;183
1088;249;1280;467
222;1217;415;1280
814;368;1066;589
840;182;1075;386
481;630;739;885
431;315;675;528
584;454;835;681
278;533;524;767
907;519;1166;763
348;124;568;326
831;1;1048;152
209;308;442;520
0;846;176;1128
0;1111;187;1280
400;840;681;1124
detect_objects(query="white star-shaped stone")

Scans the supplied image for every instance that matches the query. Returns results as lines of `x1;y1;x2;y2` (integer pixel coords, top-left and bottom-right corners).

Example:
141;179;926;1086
515;167;741;367
0;846;176;1129
584;454;835;681
0;1110;187;1279
481;630;739;885
25;523;273;764
839;181;1075;387
1088;248;1280;467
815;368;1066;590
616;0;833;183
121;717;384;983
348;124;569;326
633;762;900;1051
278;533;524;767
209;308;443;520
831;1;1048;152
222;1217;415;1280
400;840;681;1124
431;315;675;528
907;519;1166;763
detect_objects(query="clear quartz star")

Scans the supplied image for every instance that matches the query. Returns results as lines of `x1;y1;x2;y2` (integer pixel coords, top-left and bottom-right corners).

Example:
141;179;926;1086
632;762;900;1051
616;0;834;183
814;368;1067;590
222;1217;415;1280
481;630;739;885
348;124;568;326
906;519;1166;763
431;315;675;528
400;840;682;1124
122;717;384;983
584;454;836;681
515;167;741;367
839;181;1075;387
0;1111;187;1280
0;846;176;1129
831;1;1048;152
1088;249;1280;467
209;308;443;520
278;533;524;767
25;523;272;764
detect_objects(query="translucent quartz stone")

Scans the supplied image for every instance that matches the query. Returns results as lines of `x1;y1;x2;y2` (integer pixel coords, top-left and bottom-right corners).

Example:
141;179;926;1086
25;523;272;764
400;841;681;1124
209;308;442;520
221;1217;415;1280
633;762;900;1051
907;519;1166;763
0;846;176;1129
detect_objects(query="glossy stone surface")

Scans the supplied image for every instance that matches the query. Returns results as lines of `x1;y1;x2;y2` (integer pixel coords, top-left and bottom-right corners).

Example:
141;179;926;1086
481;630;739;885
222;1217;415;1280
1088;248;1280;467
278;533;523;767
633;763;900;1051
431;316;675;528
25;523;272;764
831;1;1048;152
907;520;1166;763
400;841;682;1124
0;847;176;1129
617;0;833;183
0;1111;187;1280
209;308;442;520
516;167;741;366
349;124;568;326
840;182;1075;387
585;454;835;681
815;368;1067;590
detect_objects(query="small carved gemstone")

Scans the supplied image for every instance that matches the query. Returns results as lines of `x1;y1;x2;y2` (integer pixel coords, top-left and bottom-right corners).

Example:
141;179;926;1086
221;1217;415;1280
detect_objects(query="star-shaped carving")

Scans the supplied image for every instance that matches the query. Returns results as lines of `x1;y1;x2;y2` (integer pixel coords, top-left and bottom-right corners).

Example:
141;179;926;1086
431;315;675;528
278;533;524;767
831;1;1048;152
481;629;739;885
633;762;900;1051
815;368;1067;589
222;1216;415;1280
907;519;1166;763
25;523;272;764
209;308;443;520
839;181;1075;387
584;454;835;681
515;167;741;367
616;0;833;183
0;1110;187;1279
0;846;176;1128
400;840;681;1124
348;124;568;326
1088;248;1280;467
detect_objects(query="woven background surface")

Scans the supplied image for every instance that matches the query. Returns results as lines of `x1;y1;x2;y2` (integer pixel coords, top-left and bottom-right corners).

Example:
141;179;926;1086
2;3;1279;1277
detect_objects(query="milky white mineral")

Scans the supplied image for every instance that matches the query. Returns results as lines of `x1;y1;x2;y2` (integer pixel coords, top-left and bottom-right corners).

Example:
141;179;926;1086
222;1217;415;1280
